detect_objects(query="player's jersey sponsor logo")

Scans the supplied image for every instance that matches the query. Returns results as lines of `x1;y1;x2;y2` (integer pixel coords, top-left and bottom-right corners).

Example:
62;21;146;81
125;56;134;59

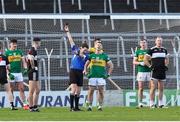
8;55;21;62
91;59;106;67
138;54;144;62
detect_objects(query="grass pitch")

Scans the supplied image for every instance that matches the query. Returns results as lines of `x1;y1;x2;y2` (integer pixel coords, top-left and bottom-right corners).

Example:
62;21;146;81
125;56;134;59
0;106;180;121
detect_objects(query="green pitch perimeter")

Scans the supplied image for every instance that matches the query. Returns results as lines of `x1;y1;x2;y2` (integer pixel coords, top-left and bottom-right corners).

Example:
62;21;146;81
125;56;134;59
0;107;180;121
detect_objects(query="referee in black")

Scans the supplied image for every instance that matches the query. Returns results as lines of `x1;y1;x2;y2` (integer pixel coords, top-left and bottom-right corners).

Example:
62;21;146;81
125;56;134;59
64;24;89;111
144;37;169;108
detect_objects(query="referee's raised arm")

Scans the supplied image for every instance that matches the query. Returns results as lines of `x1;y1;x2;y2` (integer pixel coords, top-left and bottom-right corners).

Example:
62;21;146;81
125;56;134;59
64;24;75;47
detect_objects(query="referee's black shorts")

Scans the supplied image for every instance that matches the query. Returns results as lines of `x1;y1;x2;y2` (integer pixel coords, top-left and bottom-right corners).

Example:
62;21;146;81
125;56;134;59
69;69;83;86
152;67;166;80
28;69;39;81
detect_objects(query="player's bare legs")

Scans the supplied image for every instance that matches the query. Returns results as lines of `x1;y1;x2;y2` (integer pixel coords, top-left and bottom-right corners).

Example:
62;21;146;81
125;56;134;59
17;82;27;106
4;83;15;109
138;81;144;107
28;80;36;110
97;85;104;110
33;81;40;109
150;80;156;108
158;81;164;107
4;83;13;102
87;86;95;111
9;83;15;95
8;82;18;110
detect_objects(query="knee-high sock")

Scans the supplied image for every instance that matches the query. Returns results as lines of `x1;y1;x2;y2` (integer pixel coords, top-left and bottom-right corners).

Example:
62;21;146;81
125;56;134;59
70;94;75;109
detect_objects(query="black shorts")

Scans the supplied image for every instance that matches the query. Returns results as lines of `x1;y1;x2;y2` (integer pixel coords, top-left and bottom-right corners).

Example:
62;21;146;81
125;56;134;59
152;68;166;80
69;69;83;86
28;69;39;81
0;77;8;85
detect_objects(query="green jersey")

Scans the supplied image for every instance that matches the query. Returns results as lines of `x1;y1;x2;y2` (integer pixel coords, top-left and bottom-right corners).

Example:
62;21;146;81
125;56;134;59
88;53;110;78
135;49;151;72
5;49;23;73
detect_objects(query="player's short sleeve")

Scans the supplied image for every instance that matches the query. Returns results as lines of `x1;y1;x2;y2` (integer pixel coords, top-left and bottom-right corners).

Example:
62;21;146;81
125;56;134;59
19;50;23;56
165;48;168;55
147;48;152;56
135;50;138;57
4;50;8;56
71;45;79;55
87;54;92;61
164;48;169;57
84;54;89;61
104;54;111;62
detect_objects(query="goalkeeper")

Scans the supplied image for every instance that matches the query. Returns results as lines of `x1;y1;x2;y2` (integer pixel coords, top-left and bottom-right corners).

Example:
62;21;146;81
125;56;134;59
5;39;29;110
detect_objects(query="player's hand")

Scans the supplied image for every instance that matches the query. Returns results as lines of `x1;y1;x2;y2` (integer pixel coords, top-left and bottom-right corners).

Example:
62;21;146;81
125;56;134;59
139;62;145;66
64;23;69;32
83;70;88;75
8;73;15;80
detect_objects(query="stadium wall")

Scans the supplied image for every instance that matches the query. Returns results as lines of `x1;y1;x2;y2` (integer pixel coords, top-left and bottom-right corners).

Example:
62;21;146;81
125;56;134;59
1;90;180;108
0;91;96;108
124;90;180;107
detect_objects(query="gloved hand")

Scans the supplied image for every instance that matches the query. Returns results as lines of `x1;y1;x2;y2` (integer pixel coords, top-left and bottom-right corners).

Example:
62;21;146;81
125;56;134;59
139;62;145;66
8;73;15;80
22;68;28;75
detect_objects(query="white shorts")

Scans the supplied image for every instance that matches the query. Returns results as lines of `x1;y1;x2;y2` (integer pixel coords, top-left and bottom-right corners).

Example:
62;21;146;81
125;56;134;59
137;72;151;82
151;78;166;82
9;73;23;83
88;78;106;86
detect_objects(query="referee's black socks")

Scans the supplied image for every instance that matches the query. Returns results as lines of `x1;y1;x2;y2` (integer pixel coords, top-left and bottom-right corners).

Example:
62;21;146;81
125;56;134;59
70;93;75;109
75;94;80;109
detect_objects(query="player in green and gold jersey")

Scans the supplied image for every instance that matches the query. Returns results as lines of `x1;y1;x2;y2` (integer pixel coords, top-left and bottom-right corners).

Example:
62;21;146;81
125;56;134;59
133;39;151;108
83;39;113;111
5;39;29;110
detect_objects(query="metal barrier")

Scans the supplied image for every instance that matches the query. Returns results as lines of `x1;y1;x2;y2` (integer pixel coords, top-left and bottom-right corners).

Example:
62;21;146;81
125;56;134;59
0;33;178;90
39;58;48;91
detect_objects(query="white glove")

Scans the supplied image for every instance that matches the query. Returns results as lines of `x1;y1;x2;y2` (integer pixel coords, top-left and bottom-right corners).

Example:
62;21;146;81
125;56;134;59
139;62;145;66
